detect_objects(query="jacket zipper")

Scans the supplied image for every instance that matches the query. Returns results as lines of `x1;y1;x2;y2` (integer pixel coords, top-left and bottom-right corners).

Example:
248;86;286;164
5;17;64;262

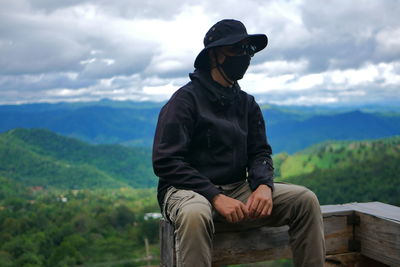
207;129;211;148
230;113;240;172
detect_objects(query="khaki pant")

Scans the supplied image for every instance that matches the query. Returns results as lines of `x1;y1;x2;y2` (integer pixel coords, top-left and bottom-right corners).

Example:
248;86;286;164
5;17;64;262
163;181;325;267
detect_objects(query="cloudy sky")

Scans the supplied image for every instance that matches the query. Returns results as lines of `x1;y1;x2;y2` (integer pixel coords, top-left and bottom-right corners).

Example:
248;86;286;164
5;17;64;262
1;0;399;106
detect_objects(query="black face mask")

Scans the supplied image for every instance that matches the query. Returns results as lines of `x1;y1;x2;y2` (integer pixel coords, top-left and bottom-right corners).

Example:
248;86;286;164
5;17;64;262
219;54;251;81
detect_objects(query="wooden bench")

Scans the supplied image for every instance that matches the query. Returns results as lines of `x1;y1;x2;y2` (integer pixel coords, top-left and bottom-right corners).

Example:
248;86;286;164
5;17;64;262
160;202;400;266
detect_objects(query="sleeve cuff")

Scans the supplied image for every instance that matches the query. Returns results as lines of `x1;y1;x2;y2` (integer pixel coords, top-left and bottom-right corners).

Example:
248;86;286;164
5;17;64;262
249;178;274;192
203;186;222;203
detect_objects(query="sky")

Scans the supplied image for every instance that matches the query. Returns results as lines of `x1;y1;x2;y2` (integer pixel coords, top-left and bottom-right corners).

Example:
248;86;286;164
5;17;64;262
0;0;399;106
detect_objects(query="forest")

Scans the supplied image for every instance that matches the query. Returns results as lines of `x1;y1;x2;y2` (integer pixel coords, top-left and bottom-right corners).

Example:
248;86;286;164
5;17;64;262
275;136;400;206
0;184;160;266
0;128;399;266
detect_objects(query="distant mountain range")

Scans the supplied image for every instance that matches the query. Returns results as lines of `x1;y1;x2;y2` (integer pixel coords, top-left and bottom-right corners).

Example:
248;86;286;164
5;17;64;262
0;128;157;189
265;109;400;153
1;100;399;153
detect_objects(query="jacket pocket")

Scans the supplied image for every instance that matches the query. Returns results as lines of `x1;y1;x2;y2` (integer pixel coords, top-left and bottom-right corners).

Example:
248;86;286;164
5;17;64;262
164;187;210;223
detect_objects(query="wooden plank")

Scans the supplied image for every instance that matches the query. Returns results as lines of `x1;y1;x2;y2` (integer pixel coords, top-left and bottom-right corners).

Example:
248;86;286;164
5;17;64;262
212;225;291;266
355;212;400;266
160;219;175;267
212;212;353;266
321;203;355;216
322;202;400;222
326;252;389;267
349;202;400;222
323;213;353;255
160;209;354;266
160;202;400;266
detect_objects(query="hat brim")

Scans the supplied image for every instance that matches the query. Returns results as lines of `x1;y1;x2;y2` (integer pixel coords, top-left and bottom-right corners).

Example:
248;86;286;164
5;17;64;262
194;33;268;69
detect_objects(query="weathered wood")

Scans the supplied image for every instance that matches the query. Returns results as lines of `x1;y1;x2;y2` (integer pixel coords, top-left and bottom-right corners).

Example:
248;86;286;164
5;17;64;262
322;202;400;265
323;212;353;255
160;202;400;266
326;252;389;267
350;202;400;222
160;209;354;266
160;219;175;267
355;212;400;266
212;225;291;266
321;203;355;216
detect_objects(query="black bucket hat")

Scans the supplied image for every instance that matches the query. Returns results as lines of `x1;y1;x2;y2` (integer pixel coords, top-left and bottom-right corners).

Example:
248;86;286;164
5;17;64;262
194;19;268;69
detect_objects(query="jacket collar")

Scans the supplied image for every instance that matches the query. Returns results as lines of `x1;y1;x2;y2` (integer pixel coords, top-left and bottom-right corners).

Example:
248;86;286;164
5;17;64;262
189;70;241;108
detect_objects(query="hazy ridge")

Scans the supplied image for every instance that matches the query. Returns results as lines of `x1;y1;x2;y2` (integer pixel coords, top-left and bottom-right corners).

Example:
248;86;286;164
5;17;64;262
1;100;400;153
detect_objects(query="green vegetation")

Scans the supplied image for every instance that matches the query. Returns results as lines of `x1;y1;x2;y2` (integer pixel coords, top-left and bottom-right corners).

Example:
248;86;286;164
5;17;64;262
0;128;157;189
0;182;160;267
0;128;161;266
274;136;400;206
1;128;399;266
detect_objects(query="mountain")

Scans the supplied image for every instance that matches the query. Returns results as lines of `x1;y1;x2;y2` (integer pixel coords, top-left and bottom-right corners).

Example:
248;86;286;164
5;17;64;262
0;128;157;189
1;100;400;153
265;110;400;153
273;136;400;206
0;104;160;146
1;127;399;206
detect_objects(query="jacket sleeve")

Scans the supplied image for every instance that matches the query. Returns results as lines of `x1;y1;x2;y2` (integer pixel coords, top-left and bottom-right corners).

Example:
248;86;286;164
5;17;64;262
152;90;221;202
247;97;275;191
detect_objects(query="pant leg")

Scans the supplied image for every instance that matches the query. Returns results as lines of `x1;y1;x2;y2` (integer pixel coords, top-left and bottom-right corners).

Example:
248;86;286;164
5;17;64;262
163;187;214;267
163;182;325;267
215;182;326;267
271;183;326;267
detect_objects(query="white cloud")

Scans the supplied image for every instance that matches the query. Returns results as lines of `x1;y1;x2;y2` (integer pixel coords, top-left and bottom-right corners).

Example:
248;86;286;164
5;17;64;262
143;83;179;96
269;96;339;106
0;0;399;105
46;88;90;97
80;58;97;65
242;60;400;105
249;59;309;75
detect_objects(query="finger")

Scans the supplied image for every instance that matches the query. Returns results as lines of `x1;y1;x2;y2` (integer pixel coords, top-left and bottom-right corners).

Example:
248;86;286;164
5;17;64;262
236;205;245;221
246;195;254;210
231;210;239;223
241;203;249;218
226;213;233;223
250;198;261;217
256;199;265;217
267;200;273;216
260;202;269;217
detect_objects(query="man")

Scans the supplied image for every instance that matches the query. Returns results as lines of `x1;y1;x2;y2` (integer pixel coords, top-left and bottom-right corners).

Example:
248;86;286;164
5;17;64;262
152;19;325;267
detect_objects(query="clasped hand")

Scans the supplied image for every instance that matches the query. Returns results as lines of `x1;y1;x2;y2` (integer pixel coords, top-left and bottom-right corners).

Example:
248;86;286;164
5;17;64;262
211;184;273;223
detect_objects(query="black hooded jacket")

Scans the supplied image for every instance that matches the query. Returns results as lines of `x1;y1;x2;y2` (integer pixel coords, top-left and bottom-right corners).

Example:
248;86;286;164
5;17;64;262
152;70;274;208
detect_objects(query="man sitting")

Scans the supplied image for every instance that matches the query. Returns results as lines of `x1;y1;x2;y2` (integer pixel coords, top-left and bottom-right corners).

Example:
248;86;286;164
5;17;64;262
152;19;325;267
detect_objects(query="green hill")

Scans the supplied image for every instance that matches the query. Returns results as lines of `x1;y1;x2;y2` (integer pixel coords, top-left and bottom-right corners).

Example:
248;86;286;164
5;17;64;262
0;128;157;189
274;136;400;205
1;128;399;206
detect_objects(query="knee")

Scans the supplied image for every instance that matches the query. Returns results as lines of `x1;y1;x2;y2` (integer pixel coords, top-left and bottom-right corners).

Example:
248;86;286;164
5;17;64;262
177;202;213;229
297;188;321;214
300;188;319;204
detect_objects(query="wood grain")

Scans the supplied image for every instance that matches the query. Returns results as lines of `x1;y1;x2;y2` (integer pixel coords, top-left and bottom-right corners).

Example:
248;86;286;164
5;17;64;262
160;202;400;266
